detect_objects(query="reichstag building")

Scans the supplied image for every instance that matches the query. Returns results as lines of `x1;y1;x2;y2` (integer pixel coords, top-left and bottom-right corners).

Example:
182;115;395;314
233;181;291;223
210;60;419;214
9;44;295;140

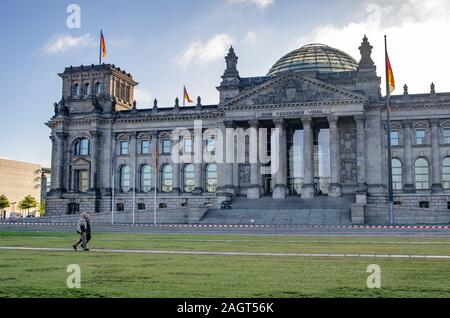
46;36;450;224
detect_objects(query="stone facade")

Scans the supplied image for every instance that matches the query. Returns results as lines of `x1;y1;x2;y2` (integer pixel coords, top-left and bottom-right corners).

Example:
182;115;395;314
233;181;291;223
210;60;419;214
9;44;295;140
45;37;450;224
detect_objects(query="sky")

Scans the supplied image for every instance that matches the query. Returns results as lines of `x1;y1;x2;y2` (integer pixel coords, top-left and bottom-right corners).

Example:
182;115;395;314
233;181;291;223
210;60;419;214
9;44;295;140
0;0;449;167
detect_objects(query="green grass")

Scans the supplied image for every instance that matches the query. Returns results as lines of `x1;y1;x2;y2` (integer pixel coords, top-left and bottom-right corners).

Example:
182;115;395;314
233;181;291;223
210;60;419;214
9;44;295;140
1;231;450;298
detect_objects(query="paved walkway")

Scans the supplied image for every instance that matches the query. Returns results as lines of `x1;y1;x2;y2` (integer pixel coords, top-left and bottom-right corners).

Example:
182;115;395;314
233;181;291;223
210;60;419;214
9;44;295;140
1;246;450;260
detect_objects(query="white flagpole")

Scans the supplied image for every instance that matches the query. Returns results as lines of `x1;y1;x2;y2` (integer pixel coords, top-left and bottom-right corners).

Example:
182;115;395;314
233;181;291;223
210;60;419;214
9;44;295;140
154;137;158;225
111;136;115;225
132;149;136;225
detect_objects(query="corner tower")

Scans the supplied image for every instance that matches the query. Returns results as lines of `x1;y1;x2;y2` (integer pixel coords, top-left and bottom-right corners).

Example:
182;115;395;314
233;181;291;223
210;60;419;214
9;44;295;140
56;64;138;115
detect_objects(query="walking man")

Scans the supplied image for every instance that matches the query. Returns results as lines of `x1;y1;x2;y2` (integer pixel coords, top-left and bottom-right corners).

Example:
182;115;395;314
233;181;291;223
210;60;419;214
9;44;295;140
73;212;91;251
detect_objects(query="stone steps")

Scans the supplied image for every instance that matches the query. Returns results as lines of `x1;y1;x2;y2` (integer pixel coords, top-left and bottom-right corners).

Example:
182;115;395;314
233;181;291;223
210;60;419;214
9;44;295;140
200;208;351;225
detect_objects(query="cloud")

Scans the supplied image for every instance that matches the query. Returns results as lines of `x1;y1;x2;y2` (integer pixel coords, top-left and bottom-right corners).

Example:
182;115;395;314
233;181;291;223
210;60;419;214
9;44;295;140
291;0;450;94
177;33;233;67
242;31;257;45
227;0;274;9
134;87;152;108
44;34;95;54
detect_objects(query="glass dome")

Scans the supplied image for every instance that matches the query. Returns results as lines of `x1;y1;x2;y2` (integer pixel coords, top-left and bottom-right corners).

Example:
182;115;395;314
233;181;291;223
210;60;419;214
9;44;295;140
267;43;358;76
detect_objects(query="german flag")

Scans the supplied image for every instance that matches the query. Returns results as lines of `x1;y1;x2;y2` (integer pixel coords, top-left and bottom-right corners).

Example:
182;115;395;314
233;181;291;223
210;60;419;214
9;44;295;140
386;52;395;95
100;30;107;59
183;86;193;104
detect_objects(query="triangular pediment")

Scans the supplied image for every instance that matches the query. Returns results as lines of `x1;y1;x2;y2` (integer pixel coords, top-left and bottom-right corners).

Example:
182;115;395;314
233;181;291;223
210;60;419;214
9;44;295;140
220;72;367;108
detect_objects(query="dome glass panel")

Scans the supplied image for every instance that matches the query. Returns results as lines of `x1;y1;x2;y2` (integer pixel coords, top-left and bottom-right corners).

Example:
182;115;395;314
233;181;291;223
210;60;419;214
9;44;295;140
267;43;358;76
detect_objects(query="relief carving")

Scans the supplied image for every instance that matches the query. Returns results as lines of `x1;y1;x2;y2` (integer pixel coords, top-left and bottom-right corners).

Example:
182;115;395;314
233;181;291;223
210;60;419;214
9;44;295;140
340;121;357;184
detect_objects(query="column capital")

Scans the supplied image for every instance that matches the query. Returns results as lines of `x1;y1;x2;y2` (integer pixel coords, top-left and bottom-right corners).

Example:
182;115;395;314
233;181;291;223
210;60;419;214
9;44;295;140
273;117;285;127
89;130;102;139
301;116;312;126
248;119;259;128
223;120;235;128
55;131;68;139
402;119;412;128
327;114;338;125
354;114;365;124
430;118;440;126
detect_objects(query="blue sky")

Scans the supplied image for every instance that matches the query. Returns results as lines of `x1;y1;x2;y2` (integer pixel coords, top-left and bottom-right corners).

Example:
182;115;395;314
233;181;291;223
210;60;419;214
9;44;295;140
0;0;449;166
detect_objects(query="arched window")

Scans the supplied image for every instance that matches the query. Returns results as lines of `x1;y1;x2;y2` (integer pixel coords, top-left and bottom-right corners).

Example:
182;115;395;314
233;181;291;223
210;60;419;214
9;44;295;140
205;164;218;193
391;159;402;190
95;82;102;95
415;158;429;190
442;157;450;189
83;83;91;96
74;138;90;156
72;83;80;96
120;165;131;192
140;165;151;193
161;165;173;192
183;164;195;193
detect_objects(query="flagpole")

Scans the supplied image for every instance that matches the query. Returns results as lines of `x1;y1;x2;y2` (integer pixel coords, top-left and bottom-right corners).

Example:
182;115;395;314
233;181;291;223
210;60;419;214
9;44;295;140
384;35;395;225
99;30;102;65
111;135;115;225
153;136;158;225
132;145;136;225
183;86;185;107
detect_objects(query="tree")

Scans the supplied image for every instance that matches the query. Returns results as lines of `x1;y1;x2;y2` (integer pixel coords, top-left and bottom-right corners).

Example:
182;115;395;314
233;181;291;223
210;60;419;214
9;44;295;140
0;194;10;210
18;195;38;216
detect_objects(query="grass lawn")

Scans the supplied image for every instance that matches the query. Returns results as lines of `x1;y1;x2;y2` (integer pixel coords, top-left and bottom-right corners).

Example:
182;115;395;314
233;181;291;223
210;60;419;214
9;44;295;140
1;231;450;298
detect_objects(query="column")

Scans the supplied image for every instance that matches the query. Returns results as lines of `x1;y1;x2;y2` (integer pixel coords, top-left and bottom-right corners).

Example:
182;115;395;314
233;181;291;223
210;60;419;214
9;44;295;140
151;132;158;191
171;129;180;194
272;118;288;199
55;132;67;192
247;119;261;199
130;132;137;192
431;119;443;192
193;123;203;195
49;135;56;191
301;116;315;198
89;130;101;191
402;120;415;192
224;120;235;195
355;115;367;193
327;115;342;197
215;122;226;193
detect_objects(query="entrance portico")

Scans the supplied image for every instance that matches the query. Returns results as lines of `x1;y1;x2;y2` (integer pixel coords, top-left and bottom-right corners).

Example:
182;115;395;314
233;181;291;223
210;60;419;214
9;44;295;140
223;112;363;200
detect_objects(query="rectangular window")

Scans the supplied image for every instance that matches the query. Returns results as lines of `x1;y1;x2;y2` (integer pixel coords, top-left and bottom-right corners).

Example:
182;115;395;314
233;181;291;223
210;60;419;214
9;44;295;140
162;139;171;154
206;136;216;152
390;131;399;146
76;170;89;192
141;140;150;154
184;138;193;153
120;141;129;155
443;128;450;144
415;129;426;145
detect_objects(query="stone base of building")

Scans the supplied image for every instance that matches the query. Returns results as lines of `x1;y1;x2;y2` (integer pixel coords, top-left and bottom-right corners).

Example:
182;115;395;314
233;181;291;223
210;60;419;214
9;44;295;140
301;184;315;199
328;183;342;198
272;185;288;199
247;186;261;199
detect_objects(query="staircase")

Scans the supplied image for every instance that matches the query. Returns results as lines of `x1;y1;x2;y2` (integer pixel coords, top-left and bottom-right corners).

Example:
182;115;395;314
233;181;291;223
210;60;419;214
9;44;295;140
199;195;354;225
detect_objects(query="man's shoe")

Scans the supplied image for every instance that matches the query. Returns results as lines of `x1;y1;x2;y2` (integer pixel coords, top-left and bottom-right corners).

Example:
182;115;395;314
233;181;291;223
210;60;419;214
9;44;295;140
73;245;77;251
83;248;90;251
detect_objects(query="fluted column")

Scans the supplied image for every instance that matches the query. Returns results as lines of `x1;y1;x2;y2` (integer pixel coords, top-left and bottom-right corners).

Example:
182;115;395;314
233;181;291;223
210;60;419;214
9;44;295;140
130;132;137;192
49;135;56;190
301;116;315;198
403;120;414;192
89;130;101;191
193;124;204;195
355;115;367;193
224;120;235;195
431;119;443;192
272;118;288;199
171;129;180;194
328;115;342;197
247;119;261;199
